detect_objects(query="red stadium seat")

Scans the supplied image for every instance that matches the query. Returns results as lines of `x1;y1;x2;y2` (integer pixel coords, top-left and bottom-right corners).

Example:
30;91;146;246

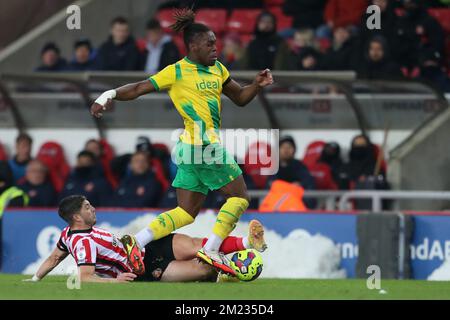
172;35;187;56
240;34;254;47
135;38;147;53
302;140;326;170
0;141;8;161
156;9;176;33
99;138;118;188
268;6;293;31
195;9;227;35
308;162;338;190
227;9;262;34
37;141;70;193
243;141;272;189
428;9;450;34
372;144;387;175
264;0;284;6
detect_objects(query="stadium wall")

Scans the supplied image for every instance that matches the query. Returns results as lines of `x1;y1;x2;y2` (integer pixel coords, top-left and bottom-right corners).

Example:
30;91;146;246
2;209;450;280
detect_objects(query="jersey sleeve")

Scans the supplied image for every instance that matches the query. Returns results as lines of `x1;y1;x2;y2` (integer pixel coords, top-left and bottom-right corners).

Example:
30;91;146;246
148;64;176;91
56;236;68;252
73;238;97;266
216;61;231;86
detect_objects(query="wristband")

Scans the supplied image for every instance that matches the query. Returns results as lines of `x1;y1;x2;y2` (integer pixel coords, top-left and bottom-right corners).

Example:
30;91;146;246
94;89;116;106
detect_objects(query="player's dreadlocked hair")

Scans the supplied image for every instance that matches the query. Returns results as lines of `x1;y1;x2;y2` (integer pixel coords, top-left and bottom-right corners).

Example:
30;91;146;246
170;8;211;50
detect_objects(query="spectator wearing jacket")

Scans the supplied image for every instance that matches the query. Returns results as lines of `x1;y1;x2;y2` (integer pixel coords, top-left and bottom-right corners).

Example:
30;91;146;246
268;136;316;208
321;26;359;70
8;133;33;184
244;11;286;70
18;160;56;207
143;19;180;74
59;151;111;206
282;0;327;30
357;35;403;79
317;0;368;39
35;42;68;72
113;152;162;207
395;0;445;69
67;38;96;71
95;17;141;71
110;136;169;191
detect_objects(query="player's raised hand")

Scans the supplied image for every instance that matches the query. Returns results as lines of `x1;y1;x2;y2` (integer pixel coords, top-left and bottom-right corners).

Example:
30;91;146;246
90;89;116;118
254;69;274;88
116;272;137;282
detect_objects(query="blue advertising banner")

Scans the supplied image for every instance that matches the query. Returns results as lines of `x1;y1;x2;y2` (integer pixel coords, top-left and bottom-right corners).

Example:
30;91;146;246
1;209;450;279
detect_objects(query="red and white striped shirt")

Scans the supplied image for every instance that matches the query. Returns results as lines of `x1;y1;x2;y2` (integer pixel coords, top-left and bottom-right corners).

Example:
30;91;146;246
57;226;134;278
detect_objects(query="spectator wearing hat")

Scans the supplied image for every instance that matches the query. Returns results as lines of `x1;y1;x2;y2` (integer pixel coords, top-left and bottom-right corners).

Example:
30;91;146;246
357;35;403;80
243;11;286;70
8;133;33;184
59;151;111;206
35;42;68;72
416;48;450;92
143;19;180;74
68;39;96;71
17;159;56;207
112;151;162;207
267;136;316;208
318;142;346;188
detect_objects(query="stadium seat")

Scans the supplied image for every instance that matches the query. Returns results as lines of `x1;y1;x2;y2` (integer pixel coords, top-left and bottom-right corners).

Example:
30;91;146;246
372;144;388;174
156;9;176;33
0;142;7;161
308;162;338;190
172;35;187;56
240;34;254;47
135;38;147;54
264;0;284;6
99;138;118;188
227;9;262;34
268;6;293;32
302;140;326;170
243;141;272;189
195;9;228;35
36;141;70;193
428;9;450;34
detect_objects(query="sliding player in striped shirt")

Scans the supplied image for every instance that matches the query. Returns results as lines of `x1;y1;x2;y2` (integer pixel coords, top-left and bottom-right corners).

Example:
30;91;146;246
27;195;266;283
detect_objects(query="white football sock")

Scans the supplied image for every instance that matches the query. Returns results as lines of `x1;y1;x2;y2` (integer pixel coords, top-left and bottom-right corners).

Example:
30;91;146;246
135;228;154;248
203;233;223;252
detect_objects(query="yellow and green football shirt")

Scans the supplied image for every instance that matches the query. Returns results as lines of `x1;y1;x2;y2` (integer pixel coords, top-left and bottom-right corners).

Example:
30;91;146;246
148;57;230;145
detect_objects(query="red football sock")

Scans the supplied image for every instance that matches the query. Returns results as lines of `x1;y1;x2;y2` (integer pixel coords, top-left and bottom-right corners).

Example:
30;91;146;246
202;236;245;254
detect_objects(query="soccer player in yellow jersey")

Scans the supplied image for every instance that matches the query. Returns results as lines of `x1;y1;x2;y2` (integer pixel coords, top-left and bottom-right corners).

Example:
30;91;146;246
91;8;272;275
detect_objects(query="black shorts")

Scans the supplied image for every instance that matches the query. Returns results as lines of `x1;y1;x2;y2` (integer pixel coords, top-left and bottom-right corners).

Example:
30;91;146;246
136;233;176;282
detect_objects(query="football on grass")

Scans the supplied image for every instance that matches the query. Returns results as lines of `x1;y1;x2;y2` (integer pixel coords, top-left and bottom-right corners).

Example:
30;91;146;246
230;249;263;281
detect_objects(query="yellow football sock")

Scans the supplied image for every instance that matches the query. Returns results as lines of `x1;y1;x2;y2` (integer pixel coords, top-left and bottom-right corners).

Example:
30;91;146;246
148;207;194;241
212;197;249;239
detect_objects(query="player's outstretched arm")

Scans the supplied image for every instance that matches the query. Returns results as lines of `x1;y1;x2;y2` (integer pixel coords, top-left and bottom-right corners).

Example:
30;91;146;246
223;69;273;107
79;265;137;283
23;247;68;282
90;79;156;118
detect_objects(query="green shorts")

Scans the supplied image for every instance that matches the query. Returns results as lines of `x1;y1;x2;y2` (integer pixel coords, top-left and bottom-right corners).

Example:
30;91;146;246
172;141;242;195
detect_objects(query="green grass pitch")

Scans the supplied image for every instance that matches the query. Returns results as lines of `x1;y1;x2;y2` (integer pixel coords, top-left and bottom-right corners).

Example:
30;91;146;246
1;274;450;300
